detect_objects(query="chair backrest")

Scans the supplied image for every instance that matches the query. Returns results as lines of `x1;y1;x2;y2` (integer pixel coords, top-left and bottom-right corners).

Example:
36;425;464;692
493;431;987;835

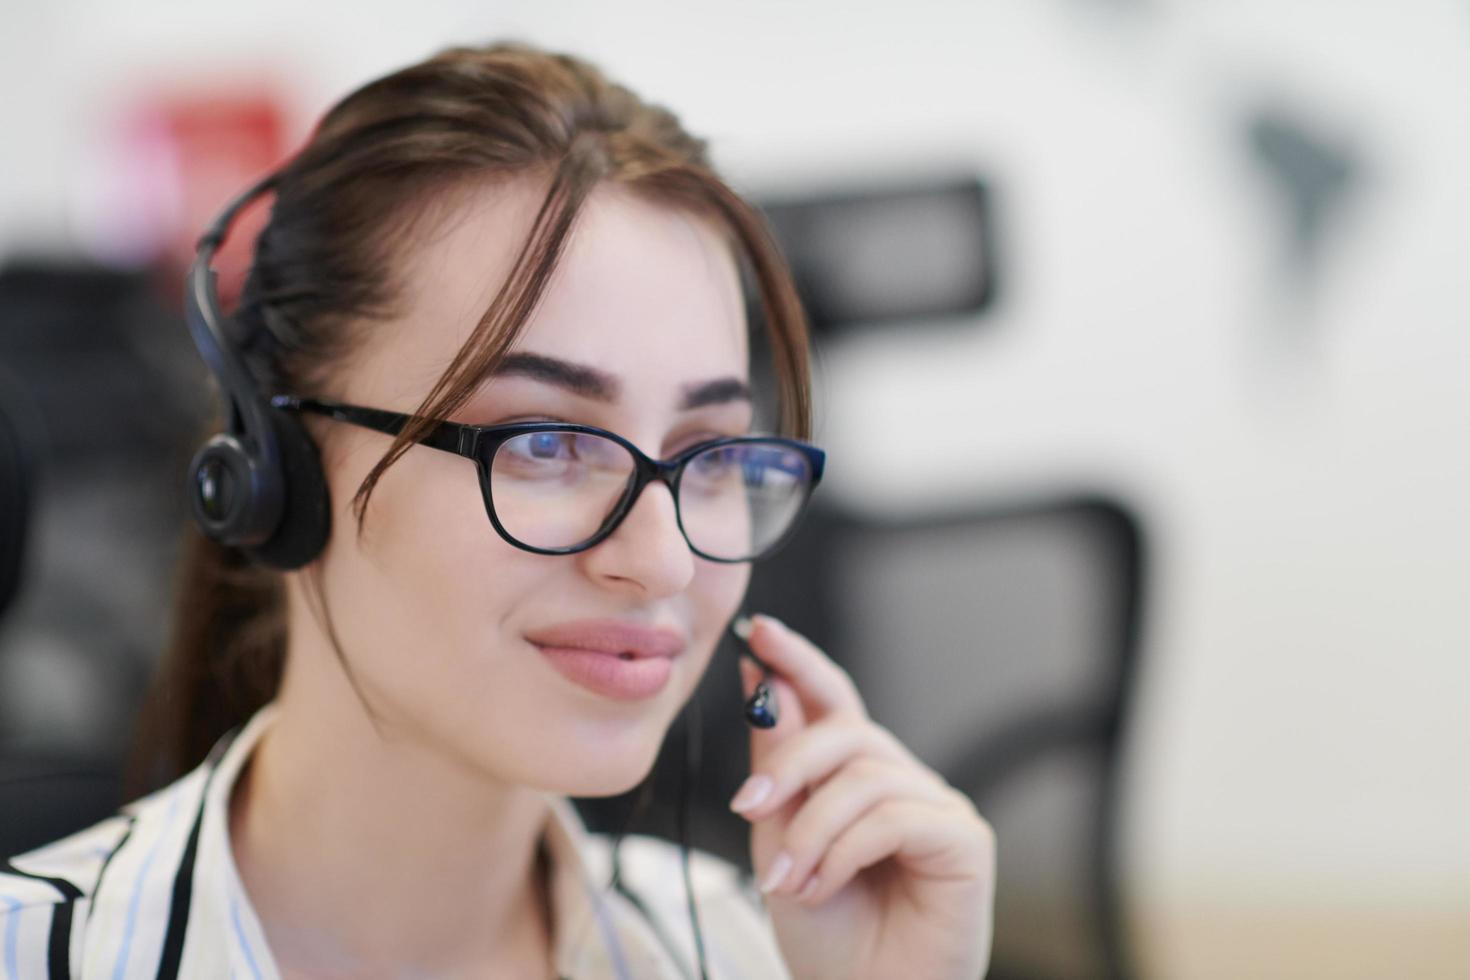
584;496;1145;980
0;757;122;858
0;392;26;622
0;263;201;857
811;498;1144;980
0;368;128;861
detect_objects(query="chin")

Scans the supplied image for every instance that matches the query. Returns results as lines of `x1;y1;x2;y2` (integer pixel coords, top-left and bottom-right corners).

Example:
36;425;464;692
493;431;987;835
560;765;656;798
536;746;660;798
512;709;674;798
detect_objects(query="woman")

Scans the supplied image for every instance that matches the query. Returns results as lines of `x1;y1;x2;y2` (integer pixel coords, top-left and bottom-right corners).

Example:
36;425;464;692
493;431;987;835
1;41;994;978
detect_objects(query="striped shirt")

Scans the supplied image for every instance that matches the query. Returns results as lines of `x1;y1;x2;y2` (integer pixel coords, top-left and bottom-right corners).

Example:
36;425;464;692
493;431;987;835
1;704;792;979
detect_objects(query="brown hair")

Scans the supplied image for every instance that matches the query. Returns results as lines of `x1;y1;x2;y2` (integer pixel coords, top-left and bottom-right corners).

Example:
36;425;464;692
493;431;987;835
128;40;812;791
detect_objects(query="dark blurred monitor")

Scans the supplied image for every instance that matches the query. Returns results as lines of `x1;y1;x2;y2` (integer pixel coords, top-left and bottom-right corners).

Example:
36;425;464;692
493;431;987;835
755;176;997;337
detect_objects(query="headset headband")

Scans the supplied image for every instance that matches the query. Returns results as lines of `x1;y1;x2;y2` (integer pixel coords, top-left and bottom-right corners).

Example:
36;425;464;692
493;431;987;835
183;172;286;544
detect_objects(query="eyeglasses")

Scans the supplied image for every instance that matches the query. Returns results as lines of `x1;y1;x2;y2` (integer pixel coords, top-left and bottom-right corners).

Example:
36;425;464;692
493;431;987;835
271;395;826;563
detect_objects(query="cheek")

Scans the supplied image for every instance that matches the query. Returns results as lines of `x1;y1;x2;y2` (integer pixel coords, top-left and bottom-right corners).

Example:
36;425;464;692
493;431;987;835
369;453;496;589
686;558;752;671
697;558;751;616
316;445;577;760
319;444;534;675
308;437;753;794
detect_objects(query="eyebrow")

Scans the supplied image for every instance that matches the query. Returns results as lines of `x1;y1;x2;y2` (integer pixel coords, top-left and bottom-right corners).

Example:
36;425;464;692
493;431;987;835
491;352;751;411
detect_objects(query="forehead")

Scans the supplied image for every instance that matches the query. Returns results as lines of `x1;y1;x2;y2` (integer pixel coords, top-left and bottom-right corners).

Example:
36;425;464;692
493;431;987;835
357;176;749;407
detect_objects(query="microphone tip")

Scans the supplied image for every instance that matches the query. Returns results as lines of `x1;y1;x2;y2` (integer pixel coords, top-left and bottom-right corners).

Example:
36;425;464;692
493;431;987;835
744;682;779;729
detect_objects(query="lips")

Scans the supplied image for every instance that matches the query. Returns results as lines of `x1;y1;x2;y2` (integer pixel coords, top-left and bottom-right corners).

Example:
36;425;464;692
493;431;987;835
525;620;686;659
526;619;686;700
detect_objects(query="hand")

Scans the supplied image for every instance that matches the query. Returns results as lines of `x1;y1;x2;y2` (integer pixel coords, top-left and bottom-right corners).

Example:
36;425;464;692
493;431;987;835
730;614;995;980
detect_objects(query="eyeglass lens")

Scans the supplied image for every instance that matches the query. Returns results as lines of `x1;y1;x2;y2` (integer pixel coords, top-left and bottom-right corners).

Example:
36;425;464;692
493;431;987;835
487;431;812;560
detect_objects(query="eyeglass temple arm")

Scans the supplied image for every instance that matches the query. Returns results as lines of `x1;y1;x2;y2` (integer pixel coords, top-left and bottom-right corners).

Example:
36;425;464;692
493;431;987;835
270;396;471;455
806;448;826;484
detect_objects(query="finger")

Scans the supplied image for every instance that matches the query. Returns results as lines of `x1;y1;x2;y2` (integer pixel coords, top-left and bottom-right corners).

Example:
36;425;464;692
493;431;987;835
745;614;866;723
760;757;955;897
797;796;994;906
737;653;759;700
730;717;923;821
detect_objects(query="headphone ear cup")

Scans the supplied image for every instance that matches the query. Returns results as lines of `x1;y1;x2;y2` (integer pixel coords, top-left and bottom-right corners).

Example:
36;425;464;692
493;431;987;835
245;408;331;570
188;434;274;546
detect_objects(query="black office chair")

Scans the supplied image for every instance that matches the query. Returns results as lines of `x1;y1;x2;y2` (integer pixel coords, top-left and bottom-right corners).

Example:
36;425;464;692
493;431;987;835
0;378;29;622
581;495;1146;980
838;499;1142;980
0;263;201;858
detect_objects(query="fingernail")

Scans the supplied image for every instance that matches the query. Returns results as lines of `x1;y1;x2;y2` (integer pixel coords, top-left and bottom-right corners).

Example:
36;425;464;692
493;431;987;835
732;615;754;640
760;852;792;894
797;875;821;903
755;613;786;632
729;774;773;813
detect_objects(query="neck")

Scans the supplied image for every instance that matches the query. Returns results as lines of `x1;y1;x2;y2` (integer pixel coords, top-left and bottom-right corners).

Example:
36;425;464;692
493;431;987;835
229;626;556;976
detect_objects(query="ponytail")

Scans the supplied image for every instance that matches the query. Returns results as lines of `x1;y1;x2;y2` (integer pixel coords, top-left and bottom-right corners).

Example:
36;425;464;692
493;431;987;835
127;524;284;793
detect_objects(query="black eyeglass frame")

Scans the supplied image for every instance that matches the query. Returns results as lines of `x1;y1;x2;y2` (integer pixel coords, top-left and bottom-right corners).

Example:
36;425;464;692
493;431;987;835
271;395;826;563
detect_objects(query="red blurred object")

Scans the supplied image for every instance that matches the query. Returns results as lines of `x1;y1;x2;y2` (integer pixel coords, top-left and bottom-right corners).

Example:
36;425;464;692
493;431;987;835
160;95;286;307
96;89;291;309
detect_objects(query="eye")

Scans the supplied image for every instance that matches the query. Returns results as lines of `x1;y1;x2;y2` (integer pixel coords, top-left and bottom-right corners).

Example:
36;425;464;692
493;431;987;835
502;430;581;466
527;431;567;459
691;445;738;471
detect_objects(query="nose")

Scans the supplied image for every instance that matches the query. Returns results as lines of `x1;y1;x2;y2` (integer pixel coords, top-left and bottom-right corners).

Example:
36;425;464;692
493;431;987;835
578;478;696;598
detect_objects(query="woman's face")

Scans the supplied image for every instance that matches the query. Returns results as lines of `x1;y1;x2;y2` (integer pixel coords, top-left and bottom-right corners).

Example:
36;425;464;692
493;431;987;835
299;178;754;796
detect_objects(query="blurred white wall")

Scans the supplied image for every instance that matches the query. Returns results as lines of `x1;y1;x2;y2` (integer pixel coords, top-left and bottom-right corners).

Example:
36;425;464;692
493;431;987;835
3;2;1467;977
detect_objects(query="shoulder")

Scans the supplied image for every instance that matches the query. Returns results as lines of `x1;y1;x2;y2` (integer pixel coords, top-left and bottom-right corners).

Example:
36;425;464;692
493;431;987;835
1;763;212;978
1;811;134;978
582;832;792;979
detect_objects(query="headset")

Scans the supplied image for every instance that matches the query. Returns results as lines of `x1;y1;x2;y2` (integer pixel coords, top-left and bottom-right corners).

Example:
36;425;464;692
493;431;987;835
183;172;331;570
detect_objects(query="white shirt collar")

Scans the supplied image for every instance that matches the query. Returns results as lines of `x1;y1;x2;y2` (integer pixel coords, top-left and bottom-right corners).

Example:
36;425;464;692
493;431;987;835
187;702;680;980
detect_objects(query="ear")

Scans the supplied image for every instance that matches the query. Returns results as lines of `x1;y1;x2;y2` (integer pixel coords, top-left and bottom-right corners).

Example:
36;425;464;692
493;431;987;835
246;408;331;570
